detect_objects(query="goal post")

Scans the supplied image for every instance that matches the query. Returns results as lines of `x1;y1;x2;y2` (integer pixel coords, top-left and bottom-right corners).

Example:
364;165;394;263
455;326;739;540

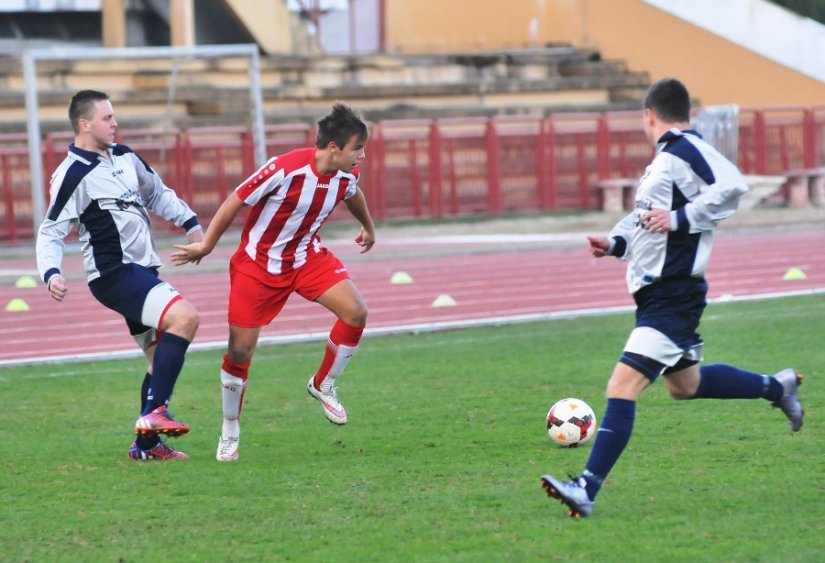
23;43;266;235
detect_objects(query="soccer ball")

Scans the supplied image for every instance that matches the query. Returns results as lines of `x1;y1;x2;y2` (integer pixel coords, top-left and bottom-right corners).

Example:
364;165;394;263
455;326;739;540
546;397;597;447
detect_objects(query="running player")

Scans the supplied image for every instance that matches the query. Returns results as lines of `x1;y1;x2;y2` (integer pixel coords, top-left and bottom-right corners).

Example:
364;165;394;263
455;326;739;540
171;102;375;462
539;78;804;517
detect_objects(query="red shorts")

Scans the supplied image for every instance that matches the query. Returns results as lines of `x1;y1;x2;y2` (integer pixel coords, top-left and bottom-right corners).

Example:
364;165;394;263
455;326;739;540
228;249;350;328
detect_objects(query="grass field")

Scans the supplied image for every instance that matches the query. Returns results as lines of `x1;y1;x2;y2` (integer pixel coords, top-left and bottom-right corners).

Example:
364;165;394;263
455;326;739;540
1;295;823;561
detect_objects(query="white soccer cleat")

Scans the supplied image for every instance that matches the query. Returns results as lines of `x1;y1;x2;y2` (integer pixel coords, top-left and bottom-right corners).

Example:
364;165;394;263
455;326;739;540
307;376;347;425
216;435;240;462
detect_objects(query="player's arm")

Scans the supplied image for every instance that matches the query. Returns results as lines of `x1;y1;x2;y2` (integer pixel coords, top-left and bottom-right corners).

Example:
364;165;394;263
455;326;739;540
344;186;376;254
36;190;76;302
678;171;748;233
170;192;245;265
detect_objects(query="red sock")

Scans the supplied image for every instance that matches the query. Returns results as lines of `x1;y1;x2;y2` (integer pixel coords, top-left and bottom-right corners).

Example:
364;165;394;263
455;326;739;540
313;320;364;388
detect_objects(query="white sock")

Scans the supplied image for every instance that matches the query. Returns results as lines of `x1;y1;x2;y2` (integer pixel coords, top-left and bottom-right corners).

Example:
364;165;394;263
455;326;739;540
321;344;358;391
220;370;244;438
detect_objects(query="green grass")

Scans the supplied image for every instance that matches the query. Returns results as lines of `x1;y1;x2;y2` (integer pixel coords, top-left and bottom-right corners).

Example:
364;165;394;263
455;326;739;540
1;295;824;561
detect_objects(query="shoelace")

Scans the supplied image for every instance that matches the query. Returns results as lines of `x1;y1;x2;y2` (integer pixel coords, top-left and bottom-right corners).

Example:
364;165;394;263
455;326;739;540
320;382;339;401
219;437;239;455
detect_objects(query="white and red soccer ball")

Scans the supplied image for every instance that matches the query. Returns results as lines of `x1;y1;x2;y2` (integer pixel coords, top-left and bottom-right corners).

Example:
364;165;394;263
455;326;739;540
546;398;597;447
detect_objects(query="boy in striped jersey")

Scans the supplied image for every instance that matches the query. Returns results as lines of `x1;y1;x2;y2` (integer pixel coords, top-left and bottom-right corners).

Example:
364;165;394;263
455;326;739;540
540;78;804;517
172;103;375;462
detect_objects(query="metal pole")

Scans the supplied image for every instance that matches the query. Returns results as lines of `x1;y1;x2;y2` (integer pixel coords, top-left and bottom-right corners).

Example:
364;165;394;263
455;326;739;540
24;51;45;236
247;48;267;167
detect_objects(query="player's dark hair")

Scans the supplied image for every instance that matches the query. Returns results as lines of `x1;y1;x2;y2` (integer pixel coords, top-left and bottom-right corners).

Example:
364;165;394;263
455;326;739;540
643;78;690;123
315;102;368;149
69;89;110;134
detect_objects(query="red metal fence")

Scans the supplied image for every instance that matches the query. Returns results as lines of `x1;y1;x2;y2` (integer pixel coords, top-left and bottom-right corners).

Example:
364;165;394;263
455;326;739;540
3;105;824;242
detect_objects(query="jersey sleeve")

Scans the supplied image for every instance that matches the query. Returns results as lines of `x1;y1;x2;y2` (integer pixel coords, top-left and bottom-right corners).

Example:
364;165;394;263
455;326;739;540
235;156;286;205
36;169;78;285
677;168;748;233
607;212;636;259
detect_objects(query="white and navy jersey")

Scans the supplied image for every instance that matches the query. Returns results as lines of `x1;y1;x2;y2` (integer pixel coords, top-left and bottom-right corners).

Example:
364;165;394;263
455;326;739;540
36;143;200;284
608;129;748;294
232;146;358;278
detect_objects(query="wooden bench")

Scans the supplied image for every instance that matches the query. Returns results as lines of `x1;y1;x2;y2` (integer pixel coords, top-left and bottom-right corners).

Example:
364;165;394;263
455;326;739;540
782;167;825;208
594;177;637;212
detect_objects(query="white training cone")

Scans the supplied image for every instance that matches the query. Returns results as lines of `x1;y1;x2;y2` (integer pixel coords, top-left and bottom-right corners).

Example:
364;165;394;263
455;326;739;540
5;298;30;312
783;267;807;281
390;271;413;284
431;294;457;307
14;275;38;289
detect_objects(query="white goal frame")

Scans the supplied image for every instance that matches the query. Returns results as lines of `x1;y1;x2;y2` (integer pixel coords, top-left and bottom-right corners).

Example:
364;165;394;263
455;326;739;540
23;44;266;235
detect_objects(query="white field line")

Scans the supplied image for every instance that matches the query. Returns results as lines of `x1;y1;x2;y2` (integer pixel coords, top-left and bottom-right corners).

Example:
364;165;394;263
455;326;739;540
2;286;824;374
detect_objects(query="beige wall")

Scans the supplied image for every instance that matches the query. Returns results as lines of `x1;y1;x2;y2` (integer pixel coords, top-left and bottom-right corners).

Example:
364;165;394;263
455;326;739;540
386;0;553;52
223;0;292;53
384;0;825;107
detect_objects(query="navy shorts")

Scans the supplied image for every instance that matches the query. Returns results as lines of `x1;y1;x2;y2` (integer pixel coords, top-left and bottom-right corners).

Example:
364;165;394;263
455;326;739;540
88;263;181;336
621;278;707;380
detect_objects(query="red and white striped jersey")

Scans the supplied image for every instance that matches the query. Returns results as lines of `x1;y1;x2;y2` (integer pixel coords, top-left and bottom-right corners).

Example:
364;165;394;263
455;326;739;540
232;147;359;277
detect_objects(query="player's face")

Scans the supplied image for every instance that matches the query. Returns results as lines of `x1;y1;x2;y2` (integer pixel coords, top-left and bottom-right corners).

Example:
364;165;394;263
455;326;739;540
80;99;118;150
332;134;366;173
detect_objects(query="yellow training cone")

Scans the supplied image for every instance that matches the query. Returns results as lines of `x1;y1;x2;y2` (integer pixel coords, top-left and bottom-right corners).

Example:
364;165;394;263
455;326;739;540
431;294;457;307
15;275;38;289
5;298;30;312
783;267;807;281
390;271;413;284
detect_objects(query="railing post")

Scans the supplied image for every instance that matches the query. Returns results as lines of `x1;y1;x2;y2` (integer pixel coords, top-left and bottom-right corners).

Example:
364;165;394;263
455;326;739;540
536;117;550;211
2;154;16;242
409;139;422;217
576;133;591;210
485;119;502;215
803;108;816;169
374;125;386;220
546;117;558;210
754;110;767;174
596;113;611;179
428;121;443;218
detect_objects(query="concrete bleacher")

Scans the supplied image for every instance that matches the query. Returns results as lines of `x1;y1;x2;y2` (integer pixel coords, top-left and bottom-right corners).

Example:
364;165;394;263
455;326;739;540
0;44;650;133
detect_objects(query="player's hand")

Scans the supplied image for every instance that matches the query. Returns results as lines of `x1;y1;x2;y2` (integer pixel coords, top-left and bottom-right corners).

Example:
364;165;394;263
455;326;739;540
171;242;210;266
587;235;611;258
355;228;375;254
48;274;68;302
641;208;672;233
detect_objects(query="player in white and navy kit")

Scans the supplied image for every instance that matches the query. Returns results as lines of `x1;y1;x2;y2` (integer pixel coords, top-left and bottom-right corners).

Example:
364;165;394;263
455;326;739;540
36;90;202;461
540;79;805;518
171;103;376;462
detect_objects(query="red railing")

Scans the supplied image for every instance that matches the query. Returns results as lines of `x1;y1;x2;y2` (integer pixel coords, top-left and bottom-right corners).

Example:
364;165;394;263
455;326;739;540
2;105;823;242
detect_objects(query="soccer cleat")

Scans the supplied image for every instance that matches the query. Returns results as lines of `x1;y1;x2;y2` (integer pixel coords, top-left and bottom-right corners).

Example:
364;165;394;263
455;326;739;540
772;368;804;432
540;474;594;518
216;435;240;462
307;376;347;425
128;439;189;460
135;405;190;437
